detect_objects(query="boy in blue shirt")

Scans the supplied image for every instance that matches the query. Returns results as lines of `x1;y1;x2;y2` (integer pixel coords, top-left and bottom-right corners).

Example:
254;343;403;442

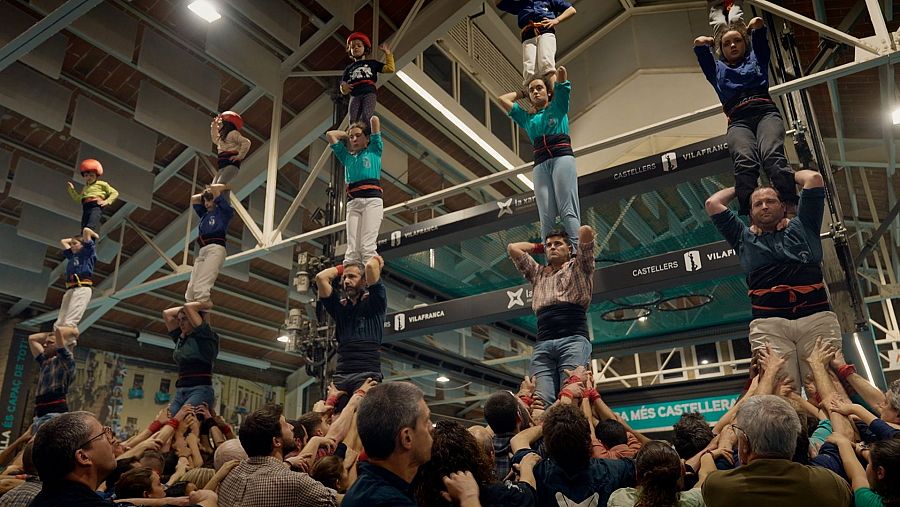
185;183;233;306
53;228;99;346
327;116;384;266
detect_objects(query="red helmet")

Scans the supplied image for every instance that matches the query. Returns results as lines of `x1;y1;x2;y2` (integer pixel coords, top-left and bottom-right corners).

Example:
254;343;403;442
346;32;371;49
218;111;243;130
79;159;103;176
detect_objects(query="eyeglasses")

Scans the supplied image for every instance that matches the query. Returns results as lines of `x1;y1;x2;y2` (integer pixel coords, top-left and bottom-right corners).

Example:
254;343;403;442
732;424;751;449
79;426;114;449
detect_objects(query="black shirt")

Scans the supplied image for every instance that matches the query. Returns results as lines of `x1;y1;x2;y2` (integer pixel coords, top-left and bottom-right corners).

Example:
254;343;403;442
342;462;417;507
28;480;115;506
169;323;219;387
321;282;387;376
342;60;386;97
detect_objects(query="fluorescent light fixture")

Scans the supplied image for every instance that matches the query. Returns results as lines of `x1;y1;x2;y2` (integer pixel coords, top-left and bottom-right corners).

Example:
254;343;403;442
188;0;221;22
396;69;535;189
701;359;709;365
853;332;876;383
638;316;648;322
893;107;900;125
436;375;450;383
429;248;435;269
277;334;291;343
138;332;270;370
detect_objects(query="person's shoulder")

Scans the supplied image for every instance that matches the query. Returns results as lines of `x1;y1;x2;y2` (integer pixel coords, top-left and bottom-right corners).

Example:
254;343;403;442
607;487;637;506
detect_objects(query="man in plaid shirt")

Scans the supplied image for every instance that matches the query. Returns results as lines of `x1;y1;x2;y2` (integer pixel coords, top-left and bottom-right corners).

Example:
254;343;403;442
218;403;338;507
28;329;76;432
508;225;595;404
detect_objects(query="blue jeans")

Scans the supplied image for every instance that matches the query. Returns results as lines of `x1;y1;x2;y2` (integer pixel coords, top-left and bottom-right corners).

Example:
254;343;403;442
33;413;62;433
533;155;580;246
169;385;215;416
531;335;591;405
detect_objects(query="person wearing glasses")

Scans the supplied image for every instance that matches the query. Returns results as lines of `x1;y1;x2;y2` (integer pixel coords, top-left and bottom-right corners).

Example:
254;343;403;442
706;169;841;391
701;395;851;507
29;412;118;506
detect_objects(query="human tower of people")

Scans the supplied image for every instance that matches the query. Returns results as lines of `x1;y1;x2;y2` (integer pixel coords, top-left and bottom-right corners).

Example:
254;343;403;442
14;1;899;506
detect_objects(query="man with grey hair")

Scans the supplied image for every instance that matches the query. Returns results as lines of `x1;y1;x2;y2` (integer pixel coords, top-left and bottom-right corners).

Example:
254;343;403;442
343;382;444;507
316;255;386;406
29;411;118;506
702;395;850;507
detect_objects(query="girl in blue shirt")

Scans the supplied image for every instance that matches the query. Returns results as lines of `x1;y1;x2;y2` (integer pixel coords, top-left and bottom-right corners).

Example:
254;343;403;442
694;17;798;217
499;66;580;248
327;116;384;265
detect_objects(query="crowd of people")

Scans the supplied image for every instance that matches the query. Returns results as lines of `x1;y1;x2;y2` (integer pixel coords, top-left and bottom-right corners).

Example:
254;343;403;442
9;0;899;505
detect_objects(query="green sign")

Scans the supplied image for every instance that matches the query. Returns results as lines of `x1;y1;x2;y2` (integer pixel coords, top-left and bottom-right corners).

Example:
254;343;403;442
614;393;740;432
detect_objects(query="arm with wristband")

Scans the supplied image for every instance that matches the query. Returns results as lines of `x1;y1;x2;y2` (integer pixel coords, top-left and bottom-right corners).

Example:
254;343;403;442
326;378;378;444
831;351;886;414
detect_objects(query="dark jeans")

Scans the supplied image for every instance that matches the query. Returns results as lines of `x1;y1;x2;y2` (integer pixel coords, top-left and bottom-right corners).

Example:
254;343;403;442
726;110;798;215
332;371;382;412
81;202;102;230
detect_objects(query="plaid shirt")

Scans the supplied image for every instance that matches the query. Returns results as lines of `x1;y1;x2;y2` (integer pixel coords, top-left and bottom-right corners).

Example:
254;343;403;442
36;346;75;398
0;478;42;506
217;456;337;507
513;240;594;312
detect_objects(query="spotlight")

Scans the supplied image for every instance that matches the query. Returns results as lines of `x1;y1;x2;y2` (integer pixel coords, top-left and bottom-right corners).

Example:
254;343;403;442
638;316;648;322
188;0;221;22
276;335;291;343
893;108;900;125
701;359;709;365
436;375;450;383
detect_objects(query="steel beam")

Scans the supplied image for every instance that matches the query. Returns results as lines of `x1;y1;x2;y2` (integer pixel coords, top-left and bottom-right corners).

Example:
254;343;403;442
858;199;900;265
747;0;880;54
0;0;102;72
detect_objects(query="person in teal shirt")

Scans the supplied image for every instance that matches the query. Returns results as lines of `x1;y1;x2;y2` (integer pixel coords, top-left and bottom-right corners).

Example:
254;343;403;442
499;66;580;249
327;116;384;265
829;433;900;506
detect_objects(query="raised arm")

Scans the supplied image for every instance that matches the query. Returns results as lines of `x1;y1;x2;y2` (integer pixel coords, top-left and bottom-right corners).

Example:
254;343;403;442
82;227;99;243
498;90;525;113
60;237;75;250
27;332;47;359
507;240;540;261
510;424;542;453
831;351;887;412
183;301;210;327
163;306;182;332
316;266;339;299
326;129;347;145
379;43;395;73
795;169;824;189
365;255;383;285
210;118;220;145
829;434;869;492
369;116;381;135
705;187;736;216
556;66;567;83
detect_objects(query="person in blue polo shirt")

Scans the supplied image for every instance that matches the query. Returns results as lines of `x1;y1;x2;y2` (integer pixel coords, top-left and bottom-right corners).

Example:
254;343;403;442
54;228;99;346
705;169;842;391
185;183;233;306
316;255;386;407
496;0;576;86
327;116;384;267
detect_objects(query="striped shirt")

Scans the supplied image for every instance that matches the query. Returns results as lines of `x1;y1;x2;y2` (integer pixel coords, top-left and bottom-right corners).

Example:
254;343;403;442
217;456;337;507
512;240;594;312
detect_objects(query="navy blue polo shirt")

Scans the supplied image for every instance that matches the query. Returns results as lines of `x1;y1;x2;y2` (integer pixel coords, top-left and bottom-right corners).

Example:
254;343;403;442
342;462;417;507
321;281;387;376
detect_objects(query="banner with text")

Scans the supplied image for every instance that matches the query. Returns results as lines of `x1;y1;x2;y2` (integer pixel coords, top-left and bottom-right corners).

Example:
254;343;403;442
614;393;740;432
0;330;37;451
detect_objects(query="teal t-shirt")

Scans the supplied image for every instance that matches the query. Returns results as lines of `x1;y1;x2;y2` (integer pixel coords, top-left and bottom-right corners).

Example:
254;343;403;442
508;80;571;142
330;132;383;184
855;488;885;507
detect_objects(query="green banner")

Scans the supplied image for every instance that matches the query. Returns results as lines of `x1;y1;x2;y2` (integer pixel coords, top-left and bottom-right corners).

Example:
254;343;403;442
614;393;740;432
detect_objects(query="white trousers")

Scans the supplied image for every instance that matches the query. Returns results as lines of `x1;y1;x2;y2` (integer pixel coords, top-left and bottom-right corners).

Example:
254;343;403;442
185;244;226;303
345;197;383;265
54;286;91;330
748;310;842;391
522;33;557;85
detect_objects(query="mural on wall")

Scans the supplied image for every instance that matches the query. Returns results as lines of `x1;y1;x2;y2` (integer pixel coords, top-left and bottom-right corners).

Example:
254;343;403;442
67;347;284;439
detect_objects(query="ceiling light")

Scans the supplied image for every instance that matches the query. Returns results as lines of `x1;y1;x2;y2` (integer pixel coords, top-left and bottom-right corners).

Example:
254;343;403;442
276;334;291;343
188;0;221;22
853;331;876;383
396;70;534;190
701;359;709;365
436;375;450;383
638;316;648;322
893;108;900;125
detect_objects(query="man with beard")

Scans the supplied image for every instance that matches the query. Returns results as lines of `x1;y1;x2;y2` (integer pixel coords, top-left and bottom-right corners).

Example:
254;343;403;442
316;256;386;406
217;403;339;506
705;169;841;390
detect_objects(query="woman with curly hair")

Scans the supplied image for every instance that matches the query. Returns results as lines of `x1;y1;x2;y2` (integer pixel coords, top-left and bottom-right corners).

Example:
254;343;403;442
608;441;711;507
411;420;538;507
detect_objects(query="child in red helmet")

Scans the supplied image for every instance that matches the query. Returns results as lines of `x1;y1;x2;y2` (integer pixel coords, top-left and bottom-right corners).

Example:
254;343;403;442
210;111;251;185
340;32;395;126
66;159;119;236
